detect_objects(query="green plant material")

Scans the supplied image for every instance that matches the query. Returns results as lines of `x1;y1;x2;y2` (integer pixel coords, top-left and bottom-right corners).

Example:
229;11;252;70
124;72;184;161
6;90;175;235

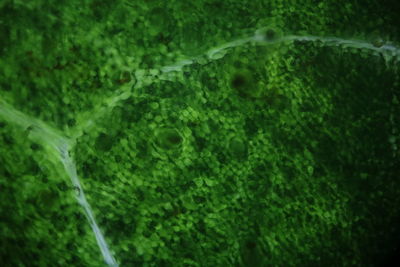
1;1;400;267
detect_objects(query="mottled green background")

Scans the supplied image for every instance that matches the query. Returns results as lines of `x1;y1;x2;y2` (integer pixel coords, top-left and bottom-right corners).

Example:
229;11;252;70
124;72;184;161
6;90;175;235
1;0;400;266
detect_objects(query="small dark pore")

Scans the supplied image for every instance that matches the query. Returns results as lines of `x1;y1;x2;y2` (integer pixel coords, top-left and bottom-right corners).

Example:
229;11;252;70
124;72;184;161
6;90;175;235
231;74;247;89
246;240;257;249
168;134;182;145
265;29;276;41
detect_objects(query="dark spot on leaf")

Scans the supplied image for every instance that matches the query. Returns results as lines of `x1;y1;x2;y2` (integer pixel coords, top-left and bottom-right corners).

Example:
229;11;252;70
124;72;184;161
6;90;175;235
30;143;41;151
194;136;207;151
3;135;14;146
57;181;68;192
26;158;41;175
264;29;276;41
231;73;247;89
0;82;11;91
114;155;122;163
216;151;228;164
244;117;258;137
130;164;138;172
95;133;115;152
246;240;257;249
67;118;76;127
168;134;182;145
121;98;150;123
193;196;206;204
136;189;145;201
136;139;148;158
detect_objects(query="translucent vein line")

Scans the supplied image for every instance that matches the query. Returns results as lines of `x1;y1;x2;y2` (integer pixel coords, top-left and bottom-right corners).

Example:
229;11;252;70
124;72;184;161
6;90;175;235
58;143;119;267
0;99;118;267
71;83;133;140
280;35;400;58
71;29;400;141
0;99;69;148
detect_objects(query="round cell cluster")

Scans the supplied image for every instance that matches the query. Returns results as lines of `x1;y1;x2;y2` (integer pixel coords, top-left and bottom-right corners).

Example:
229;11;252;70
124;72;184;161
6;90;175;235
154;127;183;151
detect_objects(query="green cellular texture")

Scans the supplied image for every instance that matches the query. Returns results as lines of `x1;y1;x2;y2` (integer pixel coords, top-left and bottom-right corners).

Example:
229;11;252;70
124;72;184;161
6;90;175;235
1;1;400;266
